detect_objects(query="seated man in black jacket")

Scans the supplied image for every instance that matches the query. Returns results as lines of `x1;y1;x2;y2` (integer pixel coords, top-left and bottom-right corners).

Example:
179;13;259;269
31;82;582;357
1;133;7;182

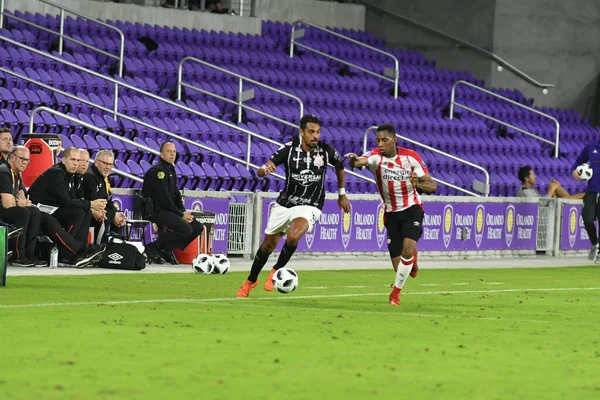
0;146;45;267
83;150;127;243
29;146;106;266
142;141;203;264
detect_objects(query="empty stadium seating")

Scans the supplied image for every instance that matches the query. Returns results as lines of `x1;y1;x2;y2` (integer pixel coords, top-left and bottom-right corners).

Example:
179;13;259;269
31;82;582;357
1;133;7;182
0;11;593;196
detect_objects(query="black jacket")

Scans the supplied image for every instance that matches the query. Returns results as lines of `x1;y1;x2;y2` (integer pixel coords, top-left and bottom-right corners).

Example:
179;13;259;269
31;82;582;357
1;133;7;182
29;163;91;209
142;159;184;216
82;165;117;214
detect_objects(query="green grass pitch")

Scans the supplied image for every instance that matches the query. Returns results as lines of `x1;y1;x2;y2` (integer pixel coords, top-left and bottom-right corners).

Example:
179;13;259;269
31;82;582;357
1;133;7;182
1;266;599;400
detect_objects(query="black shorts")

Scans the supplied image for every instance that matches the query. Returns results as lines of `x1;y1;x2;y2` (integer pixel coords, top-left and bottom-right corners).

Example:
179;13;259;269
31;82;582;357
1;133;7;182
384;205;424;258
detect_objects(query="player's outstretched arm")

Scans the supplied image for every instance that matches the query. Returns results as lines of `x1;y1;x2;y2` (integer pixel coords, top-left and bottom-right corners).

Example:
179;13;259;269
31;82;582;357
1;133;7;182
344;153;368;168
258;160;276;177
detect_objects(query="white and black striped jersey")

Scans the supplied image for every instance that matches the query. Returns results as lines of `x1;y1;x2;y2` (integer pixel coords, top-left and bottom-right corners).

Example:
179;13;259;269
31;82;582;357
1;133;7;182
270;137;342;210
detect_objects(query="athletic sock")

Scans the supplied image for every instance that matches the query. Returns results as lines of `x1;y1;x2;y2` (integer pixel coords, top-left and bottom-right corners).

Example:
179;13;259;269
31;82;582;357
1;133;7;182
247;248;271;282
394;256;413;289
273;242;298;270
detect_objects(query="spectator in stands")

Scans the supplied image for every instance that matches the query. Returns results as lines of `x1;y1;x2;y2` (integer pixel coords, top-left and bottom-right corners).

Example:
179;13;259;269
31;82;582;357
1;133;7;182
0;146;45;267
0;128;13;166
29;147;107;252
516;165;583;199
142;141;203;265
83;150;127;243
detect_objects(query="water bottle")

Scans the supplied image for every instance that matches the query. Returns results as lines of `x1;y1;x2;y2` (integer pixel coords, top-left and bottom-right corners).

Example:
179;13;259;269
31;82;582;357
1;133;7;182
49;245;58;269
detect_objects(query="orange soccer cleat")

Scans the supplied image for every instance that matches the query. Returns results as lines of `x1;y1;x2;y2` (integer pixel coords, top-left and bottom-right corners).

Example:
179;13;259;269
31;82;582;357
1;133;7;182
264;268;276;291
236;280;258;298
410;248;419;278
389;286;401;306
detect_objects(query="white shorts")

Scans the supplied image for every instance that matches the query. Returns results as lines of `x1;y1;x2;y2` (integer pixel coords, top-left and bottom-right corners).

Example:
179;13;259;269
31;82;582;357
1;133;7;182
265;204;322;235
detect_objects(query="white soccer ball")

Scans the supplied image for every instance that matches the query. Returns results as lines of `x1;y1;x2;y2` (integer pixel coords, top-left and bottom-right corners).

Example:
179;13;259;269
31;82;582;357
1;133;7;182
272;267;299;294
211;254;230;274
192;253;214;274
577;163;593;181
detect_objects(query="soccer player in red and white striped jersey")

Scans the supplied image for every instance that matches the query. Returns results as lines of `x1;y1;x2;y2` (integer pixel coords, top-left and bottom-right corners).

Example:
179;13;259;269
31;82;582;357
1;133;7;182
346;124;436;306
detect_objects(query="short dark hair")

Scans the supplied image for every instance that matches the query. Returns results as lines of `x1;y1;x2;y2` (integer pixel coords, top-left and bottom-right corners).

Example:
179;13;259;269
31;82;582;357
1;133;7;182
160;141;175;152
518;165;532;183
376;123;396;137
300;115;321;130
0;127;11;135
63;146;78;159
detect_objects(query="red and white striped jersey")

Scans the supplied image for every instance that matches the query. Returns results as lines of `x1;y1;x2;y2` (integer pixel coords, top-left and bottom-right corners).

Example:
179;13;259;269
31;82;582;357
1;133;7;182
363;147;429;213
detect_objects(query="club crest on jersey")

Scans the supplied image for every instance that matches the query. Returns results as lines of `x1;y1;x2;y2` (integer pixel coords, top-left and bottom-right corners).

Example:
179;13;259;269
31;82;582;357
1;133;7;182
402;161;411;170
340;204;352;249
313;154;324;168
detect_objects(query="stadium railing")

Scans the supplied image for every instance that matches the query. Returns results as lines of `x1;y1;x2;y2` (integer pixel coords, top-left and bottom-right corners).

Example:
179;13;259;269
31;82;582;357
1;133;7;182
450;80;561;158
362;125;491;196
0;0;125;118
0;34;374;185
289;20;400;99
177;56;304;127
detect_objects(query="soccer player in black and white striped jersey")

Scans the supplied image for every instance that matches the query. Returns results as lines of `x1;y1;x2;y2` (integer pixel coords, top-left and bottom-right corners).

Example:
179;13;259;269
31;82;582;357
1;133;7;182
236;115;350;297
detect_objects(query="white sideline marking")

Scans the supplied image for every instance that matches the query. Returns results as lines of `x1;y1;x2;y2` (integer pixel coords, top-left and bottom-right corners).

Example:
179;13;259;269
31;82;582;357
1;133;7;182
488;282;505;285
345;285;367;288
420;284;440;286
1;287;600;309
452;283;471;286
306;286;328;290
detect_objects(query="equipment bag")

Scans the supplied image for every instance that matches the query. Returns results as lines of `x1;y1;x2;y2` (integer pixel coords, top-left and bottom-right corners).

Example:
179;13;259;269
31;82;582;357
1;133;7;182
98;238;146;270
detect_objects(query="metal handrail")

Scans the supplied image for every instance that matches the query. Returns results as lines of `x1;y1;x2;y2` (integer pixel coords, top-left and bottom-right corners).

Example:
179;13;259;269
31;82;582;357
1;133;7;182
289;20;400;99
449;80;560;158
0;35;371;185
177;56;303;127
0;0;125;119
359;1;554;90
362;126;490;197
28;107;153;183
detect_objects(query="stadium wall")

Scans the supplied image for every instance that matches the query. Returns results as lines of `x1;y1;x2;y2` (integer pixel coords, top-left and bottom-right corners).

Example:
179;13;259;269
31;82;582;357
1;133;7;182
364;0;600;119
5;0;365;34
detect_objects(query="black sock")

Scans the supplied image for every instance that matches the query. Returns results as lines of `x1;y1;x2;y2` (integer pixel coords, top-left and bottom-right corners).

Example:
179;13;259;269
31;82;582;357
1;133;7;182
273;242;298;270
247;247;271;282
585;222;598;246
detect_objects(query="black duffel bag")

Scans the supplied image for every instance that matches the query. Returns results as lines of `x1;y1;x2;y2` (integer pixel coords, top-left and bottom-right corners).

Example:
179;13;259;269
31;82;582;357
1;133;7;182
98;238;146;270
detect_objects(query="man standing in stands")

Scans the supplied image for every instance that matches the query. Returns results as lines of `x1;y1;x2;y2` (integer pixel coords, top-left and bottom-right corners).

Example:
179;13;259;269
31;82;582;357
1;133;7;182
0;128;13;166
572;143;600;261
346;124;437;306
236;115;351;297
0;146;46;267
29;147;106;266
83;150;127;243
142;141;203;265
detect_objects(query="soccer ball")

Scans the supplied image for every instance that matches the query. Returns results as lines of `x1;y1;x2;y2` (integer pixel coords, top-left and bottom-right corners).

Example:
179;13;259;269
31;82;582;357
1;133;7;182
272;267;299;294
192;253;214;274
211;254;230;274
577;164;593;181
